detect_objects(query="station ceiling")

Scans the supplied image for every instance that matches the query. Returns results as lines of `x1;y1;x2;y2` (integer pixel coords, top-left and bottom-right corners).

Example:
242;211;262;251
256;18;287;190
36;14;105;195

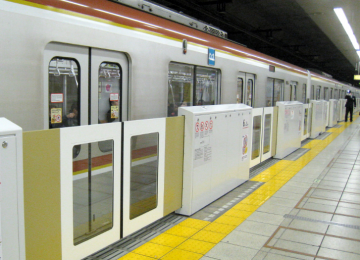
148;0;360;86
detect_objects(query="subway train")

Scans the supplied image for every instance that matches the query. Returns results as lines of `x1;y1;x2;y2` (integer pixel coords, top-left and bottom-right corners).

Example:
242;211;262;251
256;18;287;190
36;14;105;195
0;0;359;260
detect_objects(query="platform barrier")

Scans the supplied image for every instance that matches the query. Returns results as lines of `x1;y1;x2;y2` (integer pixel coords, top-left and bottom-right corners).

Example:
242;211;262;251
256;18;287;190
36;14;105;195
0;118;25;260
319;100;329;132
310;100;323;138
302;104;311;141
177;105;252;216
328;99;338;127
274;101;303;159
22;116;184;260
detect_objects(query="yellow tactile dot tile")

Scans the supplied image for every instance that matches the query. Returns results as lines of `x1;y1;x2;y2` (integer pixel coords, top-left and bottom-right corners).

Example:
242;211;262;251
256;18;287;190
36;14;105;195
150;233;187;247
117;252;156;260
214;215;245;226
253;189;275;196
252;194;271;201
178;218;210;230
161;248;202;260
191;229;227;243
203;222;236;234
165;225;199;238
239;198;265;206
224;209;253;219
133;242;173;259
232;203;258;212
177;239;215;255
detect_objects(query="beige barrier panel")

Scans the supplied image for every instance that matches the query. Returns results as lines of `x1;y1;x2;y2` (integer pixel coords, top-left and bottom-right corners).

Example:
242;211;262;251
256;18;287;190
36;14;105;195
164;116;184;215
23;129;62;260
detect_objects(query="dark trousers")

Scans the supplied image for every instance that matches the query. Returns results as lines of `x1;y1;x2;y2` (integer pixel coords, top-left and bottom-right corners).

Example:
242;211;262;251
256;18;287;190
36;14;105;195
345;107;353;122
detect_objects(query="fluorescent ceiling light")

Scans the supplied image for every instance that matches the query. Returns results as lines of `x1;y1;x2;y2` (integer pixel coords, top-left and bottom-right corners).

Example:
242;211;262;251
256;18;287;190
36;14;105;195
334;8;360;58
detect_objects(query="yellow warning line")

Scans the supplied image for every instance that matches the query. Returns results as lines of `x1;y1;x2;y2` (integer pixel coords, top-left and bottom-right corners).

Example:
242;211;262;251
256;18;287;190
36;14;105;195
117;116;358;260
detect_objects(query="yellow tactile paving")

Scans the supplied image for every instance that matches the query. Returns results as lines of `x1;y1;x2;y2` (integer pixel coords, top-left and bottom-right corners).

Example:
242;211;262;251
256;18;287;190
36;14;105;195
117;119;357;260
191;230;227;243
165;225;199;238
214;215;245;226
160;248;202;260
150;233;187;248
178;218;210;229
177;239;215;255
203;222;236;234
118;252;156;260
133;243;173;259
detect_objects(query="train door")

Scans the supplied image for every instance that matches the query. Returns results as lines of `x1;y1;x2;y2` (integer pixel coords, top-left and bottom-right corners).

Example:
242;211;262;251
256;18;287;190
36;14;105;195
265;78;284;106
238;72;255;107
245;74;255;107
302;84;307;103
45;43;128;245
290;81;297;101
237;77;244;104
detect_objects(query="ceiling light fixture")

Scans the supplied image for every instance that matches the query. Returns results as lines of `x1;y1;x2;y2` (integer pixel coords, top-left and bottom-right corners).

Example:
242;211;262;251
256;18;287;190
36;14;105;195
334;7;360;58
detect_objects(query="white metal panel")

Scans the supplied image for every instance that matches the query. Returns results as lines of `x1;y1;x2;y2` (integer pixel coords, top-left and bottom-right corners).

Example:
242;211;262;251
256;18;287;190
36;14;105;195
177;104;251;216
301;104;311;140
250;108;263;167
122;118;166;237
328;100;338;127
261;107;274;161
310;100;323;138
274;101;303;159
60;123;121;260
0;118;25;260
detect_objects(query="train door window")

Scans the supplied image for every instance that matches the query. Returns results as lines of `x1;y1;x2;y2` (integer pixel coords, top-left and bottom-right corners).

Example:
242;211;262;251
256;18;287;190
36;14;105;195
168;63;194;116
130;133;158;219
98;63;121;124
73;140;114;245
311;85;314;100
265;78;273;107
316;86;321;100
302;84;307;103
324;87;329;101
252;115;261;160
274;79;284;105
237;78;243;103
49;58;80;129
330;89;333;99
246;78;253;106
290;81;297;101
195;67;219;106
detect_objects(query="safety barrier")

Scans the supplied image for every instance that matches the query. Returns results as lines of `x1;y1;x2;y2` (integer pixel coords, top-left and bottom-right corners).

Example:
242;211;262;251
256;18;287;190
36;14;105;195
302;104;311;141
0;118;25;260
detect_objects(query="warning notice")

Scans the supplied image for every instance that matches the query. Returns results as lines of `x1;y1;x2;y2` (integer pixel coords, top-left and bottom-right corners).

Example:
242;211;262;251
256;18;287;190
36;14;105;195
194;116;213;167
51;108;62;124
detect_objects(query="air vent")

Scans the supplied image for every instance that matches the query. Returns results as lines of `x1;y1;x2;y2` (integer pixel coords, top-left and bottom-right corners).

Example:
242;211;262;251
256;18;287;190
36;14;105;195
109;0;228;39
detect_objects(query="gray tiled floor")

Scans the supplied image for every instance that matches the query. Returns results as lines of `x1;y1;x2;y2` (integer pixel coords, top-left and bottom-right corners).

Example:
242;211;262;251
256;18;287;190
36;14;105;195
202;118;360;260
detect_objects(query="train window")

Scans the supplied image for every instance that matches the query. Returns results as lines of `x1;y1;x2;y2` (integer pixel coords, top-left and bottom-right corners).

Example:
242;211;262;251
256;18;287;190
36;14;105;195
73;141;114;245
98;62;121;153
266;78;284;106
246;79;253;106
195;67;219;106
237;78;243;103
130;133;158;220
168;63;220;116
252;115;261;160
330;89;333;99
49;58;80;129
168;63;194;116
290;82;297;101
263;114;271;154
302;84;307;103
316;86;321;100
304;108;309;135
98;62;121;124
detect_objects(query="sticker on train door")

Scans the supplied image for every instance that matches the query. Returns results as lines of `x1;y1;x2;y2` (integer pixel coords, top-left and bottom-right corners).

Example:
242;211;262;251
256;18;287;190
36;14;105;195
242;134;248;161
51;108;62;123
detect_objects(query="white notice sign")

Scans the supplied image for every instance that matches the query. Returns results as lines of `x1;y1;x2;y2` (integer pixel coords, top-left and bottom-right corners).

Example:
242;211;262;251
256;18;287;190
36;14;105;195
194;116;213;167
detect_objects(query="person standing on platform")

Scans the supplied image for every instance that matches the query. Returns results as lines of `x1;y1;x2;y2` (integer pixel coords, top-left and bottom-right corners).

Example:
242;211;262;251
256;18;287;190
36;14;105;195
345;90;355;122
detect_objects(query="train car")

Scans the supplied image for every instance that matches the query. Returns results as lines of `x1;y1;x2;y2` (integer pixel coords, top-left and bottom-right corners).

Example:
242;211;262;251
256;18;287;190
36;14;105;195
0;0;359;259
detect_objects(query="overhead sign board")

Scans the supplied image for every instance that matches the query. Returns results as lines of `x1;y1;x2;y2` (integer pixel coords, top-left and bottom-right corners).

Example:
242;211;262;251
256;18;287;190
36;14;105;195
354;75;360;80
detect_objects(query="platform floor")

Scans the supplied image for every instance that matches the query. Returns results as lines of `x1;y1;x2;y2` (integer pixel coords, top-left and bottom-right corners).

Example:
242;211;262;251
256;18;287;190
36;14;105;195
89;115;360;260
